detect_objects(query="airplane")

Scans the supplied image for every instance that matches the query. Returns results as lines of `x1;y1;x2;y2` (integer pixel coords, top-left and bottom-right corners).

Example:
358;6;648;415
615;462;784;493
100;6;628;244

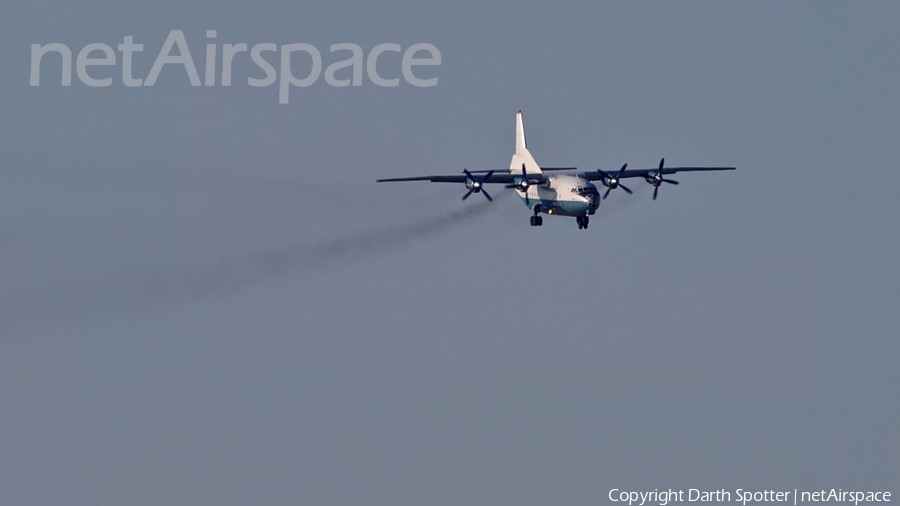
376;111;735;229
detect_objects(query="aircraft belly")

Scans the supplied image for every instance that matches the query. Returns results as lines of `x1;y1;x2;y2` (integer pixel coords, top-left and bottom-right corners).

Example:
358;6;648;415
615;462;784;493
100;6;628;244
520;195;590;216
551;200;590;216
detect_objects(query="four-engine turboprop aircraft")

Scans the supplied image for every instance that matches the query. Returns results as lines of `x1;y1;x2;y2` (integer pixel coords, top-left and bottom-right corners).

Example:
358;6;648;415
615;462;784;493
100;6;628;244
376;111;735;229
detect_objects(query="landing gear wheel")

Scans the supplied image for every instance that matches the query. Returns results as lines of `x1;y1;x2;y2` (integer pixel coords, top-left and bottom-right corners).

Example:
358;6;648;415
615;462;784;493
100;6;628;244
582;216;589;229
530;207;543;227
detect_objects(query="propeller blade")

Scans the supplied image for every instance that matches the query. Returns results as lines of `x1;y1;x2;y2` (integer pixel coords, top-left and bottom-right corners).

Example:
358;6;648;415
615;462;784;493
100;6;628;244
653;187;659;201
659;158;665;171
620;184;633;194
462;169;496;202
662;179;679;185
601;164;631;199
508;164;534;190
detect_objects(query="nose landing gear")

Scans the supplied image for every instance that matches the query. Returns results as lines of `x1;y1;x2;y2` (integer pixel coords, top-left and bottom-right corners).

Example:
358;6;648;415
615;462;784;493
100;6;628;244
576;215;589;230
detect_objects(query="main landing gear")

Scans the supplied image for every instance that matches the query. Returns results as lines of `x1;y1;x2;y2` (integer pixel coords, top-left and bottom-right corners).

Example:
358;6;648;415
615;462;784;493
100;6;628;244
530;208;543;227
576;215;590;230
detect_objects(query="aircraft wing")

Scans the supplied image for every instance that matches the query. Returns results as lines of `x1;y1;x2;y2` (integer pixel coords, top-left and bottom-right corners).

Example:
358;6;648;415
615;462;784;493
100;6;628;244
377;164;734;184
465;167;577;173
580;165;735;181
376;172;524;184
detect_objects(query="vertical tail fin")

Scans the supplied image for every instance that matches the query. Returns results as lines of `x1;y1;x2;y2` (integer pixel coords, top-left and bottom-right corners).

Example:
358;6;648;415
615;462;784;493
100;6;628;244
515;110;527;153
510;110;541;174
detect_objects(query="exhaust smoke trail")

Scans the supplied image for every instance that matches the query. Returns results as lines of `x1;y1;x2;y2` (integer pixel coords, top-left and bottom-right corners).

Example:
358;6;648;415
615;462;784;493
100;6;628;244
173;196;500;297
4;195;503;333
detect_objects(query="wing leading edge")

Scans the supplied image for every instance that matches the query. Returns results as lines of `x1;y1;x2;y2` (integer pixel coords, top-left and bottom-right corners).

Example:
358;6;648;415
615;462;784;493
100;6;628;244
375;166;734;184
376;173;522;184
581;166;735;182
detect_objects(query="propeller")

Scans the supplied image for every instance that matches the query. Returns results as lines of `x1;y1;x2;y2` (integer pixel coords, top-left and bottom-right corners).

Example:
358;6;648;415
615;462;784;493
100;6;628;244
505;164;543;206
505;164;542;191
462;169;494;201
597;163;633;199
647;158;679;200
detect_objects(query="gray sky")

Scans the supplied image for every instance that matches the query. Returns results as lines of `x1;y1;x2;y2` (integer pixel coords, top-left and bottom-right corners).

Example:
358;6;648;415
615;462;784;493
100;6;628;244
1;2;897;505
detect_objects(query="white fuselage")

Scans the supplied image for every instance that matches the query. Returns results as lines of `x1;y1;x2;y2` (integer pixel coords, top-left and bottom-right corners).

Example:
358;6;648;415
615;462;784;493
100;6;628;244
515;174;600;217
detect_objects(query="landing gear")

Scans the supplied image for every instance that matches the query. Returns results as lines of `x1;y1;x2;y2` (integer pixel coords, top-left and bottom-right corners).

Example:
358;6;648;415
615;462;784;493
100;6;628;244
576;215;590;230
530;207;543;227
